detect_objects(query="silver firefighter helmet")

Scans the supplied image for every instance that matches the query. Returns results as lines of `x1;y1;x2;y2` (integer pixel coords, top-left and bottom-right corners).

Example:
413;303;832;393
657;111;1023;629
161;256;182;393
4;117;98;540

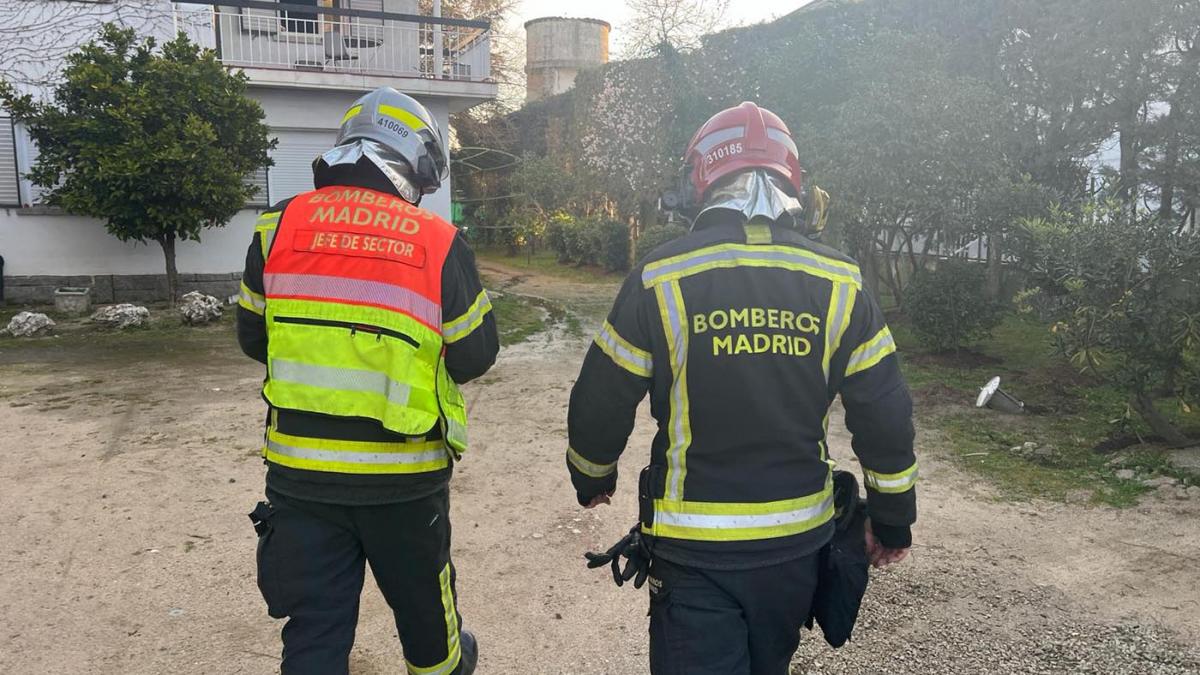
316;87;449;204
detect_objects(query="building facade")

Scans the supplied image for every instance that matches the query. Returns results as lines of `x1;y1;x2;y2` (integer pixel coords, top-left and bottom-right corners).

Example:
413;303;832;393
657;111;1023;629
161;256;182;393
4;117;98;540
0;0;496;303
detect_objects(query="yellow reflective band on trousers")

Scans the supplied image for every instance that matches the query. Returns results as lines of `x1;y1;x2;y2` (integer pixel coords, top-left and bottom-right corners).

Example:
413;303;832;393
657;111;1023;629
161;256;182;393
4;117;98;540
645;482;835;542
642;244;863;289
264;428;450;474
406;564;462;675
864;462;919;494
656;280;692;501
822;281;856;383
263;297;470;461
846;326;896;376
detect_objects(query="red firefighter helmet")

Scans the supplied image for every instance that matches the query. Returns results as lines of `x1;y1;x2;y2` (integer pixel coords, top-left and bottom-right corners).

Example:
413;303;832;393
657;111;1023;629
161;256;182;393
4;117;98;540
683;102;805;205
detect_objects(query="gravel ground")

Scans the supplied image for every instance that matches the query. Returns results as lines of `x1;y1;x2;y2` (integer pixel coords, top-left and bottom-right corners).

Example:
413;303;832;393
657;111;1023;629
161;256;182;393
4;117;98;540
2;264;1198;674
793;552;1200;674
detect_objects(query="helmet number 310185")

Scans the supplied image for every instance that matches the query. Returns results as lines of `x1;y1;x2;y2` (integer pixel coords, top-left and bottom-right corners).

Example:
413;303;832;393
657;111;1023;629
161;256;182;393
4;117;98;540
705;142;744;166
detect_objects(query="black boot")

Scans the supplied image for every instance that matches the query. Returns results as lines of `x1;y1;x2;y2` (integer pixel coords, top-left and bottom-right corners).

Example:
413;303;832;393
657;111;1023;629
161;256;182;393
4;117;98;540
458;630;478;675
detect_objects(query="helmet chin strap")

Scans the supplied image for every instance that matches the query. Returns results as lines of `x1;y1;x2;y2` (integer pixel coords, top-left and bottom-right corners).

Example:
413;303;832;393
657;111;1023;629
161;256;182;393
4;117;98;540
318;139;422;204
694;169;803;229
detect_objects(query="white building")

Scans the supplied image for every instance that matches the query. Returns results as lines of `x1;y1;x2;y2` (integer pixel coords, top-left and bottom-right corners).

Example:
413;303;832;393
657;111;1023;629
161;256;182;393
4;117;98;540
0;0;496;303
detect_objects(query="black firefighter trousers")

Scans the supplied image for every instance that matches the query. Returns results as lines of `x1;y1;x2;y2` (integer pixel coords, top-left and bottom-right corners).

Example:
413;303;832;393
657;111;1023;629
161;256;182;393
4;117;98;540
253;488;466;675
648;553;820;675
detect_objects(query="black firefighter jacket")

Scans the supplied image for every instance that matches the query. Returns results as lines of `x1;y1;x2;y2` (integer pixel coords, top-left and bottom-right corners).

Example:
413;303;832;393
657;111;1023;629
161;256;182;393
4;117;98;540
567;218;917;569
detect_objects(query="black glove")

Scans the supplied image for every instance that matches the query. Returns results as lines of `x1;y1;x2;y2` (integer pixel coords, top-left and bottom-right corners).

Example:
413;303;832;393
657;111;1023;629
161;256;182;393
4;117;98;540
573;471;618;507
584;525;651;589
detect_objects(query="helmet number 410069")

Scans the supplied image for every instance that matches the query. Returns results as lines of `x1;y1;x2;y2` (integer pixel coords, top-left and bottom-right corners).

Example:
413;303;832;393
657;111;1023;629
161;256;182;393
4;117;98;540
705;142;744;166
377;117;411;138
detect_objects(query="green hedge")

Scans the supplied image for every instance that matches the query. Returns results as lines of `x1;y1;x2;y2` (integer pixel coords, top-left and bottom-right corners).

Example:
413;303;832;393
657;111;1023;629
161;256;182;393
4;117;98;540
903;260;1003;352
636;223;689;262
545;215;630;271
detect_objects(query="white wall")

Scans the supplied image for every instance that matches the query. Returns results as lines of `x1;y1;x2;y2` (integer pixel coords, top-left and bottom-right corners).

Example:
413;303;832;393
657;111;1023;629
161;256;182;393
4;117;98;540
0;209;260;277
0;92;454;278
250;88;452;219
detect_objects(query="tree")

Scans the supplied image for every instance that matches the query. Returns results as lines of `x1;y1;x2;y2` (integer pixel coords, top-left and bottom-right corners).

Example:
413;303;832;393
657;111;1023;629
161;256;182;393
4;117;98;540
0;24;274;302
812;32;1012;303
1021;200;1200;447
622;0;730;58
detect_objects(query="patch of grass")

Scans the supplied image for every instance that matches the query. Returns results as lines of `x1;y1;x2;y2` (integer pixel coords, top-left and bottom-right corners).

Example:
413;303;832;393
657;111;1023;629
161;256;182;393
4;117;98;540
934;409;1149;507
491;292;550;345
476;248;624;284
899;313;1200;507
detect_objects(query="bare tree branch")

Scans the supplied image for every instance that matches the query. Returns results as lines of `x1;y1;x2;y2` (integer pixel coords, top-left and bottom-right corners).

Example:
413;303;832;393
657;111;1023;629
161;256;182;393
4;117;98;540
0;1;178;96
621;0;729;58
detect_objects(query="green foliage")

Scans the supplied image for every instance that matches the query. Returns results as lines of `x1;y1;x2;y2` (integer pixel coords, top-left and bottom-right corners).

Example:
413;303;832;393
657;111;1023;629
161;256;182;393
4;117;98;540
0;25;274;301
511;154;583;214
542;214;630;272
636;223;688;262
903;260;1003;352
1020;200;1200;445
594;219;631;272
543;211;575;262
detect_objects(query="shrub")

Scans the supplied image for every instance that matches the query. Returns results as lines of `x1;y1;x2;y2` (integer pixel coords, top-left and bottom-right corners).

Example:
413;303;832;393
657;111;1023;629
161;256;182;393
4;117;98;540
596;219;631;272
564;217;594;263
1021;201;1200;447
544;212;575;262
545;215;630;271
903;260;1003;352
636;223;689;262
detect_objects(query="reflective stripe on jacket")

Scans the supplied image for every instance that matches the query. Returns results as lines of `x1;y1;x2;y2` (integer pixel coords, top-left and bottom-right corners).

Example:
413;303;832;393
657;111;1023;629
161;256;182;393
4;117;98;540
567;220;917;556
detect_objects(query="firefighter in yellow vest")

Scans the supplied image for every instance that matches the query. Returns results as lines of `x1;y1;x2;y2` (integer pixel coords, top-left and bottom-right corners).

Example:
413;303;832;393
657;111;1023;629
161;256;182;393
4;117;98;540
566;102;917;674
237;88;497;675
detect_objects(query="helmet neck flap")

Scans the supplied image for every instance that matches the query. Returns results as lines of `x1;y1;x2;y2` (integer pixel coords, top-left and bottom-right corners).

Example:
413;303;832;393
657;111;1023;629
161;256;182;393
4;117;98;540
694;169;803;229
319;139;422;205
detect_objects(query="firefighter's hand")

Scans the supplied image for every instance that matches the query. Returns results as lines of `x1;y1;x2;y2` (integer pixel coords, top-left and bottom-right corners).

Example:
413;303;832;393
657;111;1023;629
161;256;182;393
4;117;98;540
865;525;910;568
584;491;614;509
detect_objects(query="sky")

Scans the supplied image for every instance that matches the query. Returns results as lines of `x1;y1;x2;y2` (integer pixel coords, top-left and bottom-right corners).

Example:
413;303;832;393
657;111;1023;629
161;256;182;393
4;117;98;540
506;0;819;56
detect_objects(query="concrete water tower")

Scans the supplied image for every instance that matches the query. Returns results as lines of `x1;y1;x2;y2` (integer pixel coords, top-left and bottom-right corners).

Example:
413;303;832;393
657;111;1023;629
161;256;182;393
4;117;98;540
524;17;610;103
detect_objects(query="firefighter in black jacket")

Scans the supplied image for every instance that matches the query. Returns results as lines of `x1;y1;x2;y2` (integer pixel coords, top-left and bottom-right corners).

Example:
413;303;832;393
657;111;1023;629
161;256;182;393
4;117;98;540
566;102;917;675
237;89;497;675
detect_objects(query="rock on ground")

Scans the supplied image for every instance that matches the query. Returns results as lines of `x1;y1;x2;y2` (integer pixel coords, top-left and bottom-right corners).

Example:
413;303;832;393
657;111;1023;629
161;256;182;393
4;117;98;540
3;311;55;337
91;304;150;329
178;291;223;325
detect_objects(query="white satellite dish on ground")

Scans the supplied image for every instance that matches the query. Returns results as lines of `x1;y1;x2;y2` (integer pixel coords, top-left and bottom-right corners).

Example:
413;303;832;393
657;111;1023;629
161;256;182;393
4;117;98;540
976;376;1026;413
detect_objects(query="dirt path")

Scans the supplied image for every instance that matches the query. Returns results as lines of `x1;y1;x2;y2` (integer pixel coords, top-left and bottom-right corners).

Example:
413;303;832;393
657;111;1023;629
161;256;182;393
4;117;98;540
0;267;1197;674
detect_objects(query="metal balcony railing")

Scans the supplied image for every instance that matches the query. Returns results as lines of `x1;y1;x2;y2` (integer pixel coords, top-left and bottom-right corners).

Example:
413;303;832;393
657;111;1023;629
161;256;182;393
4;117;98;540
173;1;492;82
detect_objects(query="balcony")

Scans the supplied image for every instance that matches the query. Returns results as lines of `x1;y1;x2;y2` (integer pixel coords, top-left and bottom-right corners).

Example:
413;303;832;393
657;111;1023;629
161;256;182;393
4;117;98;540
173;1;495;99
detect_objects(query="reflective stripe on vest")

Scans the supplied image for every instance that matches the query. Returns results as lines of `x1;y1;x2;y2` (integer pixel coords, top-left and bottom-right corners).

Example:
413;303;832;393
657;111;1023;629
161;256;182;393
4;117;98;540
265;272;442;328
272;359;414;407
261;186;470;466
264;427;450;474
